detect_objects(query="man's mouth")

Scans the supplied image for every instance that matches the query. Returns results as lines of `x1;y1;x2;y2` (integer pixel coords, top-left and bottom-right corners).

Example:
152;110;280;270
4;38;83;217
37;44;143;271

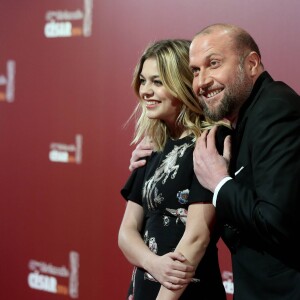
206;89;223;98
201;88;223;99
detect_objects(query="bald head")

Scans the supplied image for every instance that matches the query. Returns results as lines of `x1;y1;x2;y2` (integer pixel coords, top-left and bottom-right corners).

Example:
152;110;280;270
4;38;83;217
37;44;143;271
189;23;264;123
194;23;262;64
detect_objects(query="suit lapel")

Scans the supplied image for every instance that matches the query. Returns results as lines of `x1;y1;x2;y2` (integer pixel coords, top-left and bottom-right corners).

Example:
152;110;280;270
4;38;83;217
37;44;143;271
230;72;274;176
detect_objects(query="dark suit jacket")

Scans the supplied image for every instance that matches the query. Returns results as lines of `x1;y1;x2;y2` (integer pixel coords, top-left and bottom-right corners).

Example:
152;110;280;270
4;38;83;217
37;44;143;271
216;71;300;299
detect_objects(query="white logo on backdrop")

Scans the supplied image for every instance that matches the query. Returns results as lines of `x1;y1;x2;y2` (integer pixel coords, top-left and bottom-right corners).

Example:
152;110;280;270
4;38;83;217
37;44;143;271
28;251;80;298
44;0;93;38
222;270;234;295
0;60;16;103
49;134;83;164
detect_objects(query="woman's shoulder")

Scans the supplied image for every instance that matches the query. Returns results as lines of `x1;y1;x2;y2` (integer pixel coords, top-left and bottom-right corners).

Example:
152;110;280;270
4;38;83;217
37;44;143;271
215;125;232;154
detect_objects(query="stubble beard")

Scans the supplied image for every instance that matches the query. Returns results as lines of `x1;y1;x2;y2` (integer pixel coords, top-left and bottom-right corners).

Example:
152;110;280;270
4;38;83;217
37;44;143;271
200;66;253;122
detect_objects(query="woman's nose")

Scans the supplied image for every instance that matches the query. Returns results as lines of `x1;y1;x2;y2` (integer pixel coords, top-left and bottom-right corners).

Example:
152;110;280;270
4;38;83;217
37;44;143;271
140;83;153;98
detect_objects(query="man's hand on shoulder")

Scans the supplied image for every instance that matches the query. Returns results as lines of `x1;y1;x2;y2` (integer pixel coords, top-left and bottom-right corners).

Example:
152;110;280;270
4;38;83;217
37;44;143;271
129;137;154;172
193;125;231;192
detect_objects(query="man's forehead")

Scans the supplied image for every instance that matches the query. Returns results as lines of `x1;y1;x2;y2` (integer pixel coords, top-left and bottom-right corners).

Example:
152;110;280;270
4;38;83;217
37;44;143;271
193;30;231;46
190;38;216;58
191;33;233;56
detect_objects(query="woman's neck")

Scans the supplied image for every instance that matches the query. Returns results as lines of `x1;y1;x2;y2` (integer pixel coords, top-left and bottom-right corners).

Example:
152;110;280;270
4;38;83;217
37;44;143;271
169;126;190;140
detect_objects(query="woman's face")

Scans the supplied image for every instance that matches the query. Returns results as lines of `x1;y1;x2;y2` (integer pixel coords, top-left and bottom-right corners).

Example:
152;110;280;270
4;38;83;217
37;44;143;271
139;57;181;128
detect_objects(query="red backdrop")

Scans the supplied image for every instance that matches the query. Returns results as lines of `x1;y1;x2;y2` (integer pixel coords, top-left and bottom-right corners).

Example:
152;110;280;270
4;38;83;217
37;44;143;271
0;0;299;299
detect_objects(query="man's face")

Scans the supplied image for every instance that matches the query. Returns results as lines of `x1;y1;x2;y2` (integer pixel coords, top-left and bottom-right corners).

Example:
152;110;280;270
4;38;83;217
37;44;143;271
189;30;253;122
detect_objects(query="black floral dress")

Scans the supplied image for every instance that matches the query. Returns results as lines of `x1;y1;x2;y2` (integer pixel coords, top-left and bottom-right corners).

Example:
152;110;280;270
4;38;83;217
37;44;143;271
121;133;228;300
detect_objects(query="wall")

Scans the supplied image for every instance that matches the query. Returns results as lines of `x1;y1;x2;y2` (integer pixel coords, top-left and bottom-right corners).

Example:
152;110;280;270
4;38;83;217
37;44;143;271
0;0;299;299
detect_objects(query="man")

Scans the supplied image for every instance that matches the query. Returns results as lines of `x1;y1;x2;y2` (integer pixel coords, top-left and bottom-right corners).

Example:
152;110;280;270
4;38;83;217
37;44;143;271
129;24;300;299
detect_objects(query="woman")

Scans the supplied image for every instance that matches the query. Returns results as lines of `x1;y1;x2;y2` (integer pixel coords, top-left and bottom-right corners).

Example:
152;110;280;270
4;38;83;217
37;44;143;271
118;39;228;299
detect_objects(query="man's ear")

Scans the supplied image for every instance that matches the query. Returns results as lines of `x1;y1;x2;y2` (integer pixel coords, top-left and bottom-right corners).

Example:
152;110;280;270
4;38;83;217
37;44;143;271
245;51;261;76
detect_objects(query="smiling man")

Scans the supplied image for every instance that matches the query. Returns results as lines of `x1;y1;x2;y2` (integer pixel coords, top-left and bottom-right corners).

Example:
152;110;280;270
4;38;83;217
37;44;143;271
191;23;300;300
189;24;260;125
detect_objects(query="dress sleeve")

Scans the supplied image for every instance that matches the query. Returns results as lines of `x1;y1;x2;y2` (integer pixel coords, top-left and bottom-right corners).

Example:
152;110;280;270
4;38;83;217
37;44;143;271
120;164;147;206
188;174;213;203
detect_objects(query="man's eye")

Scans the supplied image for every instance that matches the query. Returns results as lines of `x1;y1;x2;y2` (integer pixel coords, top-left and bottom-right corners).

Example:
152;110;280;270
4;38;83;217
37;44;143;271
191;68;199;76
210;60;220;68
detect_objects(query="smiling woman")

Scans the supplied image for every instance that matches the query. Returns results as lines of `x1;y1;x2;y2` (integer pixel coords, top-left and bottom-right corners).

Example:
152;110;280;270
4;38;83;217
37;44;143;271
118;39;230;300
139;57;182;131
129;39;206;151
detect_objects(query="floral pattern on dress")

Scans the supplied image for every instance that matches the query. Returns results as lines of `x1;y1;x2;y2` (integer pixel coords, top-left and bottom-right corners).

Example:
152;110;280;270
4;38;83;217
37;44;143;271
142;142;192;210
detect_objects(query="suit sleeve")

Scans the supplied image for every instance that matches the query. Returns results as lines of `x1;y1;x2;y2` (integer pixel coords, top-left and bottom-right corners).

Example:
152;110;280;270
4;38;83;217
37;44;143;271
216;85;300;265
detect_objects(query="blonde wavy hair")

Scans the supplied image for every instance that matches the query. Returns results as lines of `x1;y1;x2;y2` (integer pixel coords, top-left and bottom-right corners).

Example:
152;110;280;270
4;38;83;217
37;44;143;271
129;39;214;151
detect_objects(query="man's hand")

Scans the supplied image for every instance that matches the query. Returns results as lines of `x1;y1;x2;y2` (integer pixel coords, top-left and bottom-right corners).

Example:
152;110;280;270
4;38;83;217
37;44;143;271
148;252;195;290
129;137;154;172
193;125;231;192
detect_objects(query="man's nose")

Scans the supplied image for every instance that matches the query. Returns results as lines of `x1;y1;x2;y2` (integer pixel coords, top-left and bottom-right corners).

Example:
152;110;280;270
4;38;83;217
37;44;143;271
194;71;213;97
197;70;212;90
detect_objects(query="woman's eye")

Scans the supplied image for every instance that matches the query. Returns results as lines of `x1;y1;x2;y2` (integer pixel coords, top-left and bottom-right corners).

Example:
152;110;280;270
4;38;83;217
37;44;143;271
154;80;162;86
140;78;146;85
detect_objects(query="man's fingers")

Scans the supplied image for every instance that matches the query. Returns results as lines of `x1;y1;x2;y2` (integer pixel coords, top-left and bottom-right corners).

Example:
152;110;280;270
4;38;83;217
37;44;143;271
199;129;209;143
223;135;231;162
128;136;154;172
206;125;218;150
194;129;208;161
139;136;154;150
129;159;146;172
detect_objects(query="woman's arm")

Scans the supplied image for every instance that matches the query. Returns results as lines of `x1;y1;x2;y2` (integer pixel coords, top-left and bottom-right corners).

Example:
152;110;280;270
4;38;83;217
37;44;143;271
156;203;216;299
118;201;194;290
